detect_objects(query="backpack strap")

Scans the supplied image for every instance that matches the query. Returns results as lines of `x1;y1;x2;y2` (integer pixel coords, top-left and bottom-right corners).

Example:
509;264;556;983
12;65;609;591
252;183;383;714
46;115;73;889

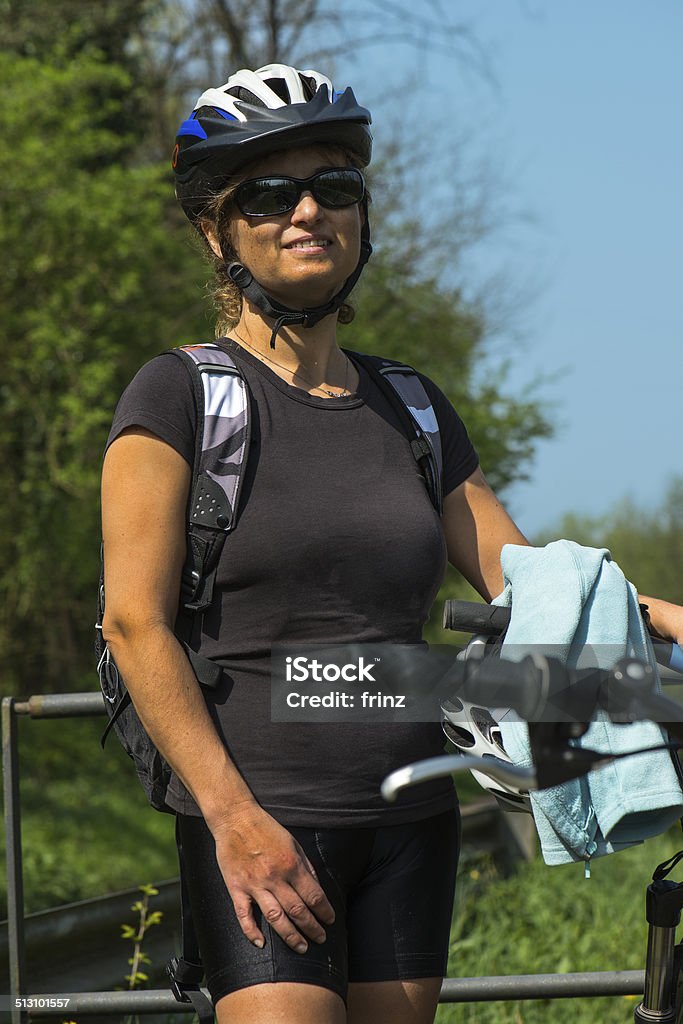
164;343;252;1020
169;344;251;655
166;819;215;1023
350;352;444;514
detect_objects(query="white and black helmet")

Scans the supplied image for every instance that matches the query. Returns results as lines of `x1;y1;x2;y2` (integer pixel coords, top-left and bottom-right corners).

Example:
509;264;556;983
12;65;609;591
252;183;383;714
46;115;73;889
441;638;531;813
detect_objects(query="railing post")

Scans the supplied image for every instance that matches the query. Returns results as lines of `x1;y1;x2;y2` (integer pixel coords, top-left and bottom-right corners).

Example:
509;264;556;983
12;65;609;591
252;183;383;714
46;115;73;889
2;697;28;1024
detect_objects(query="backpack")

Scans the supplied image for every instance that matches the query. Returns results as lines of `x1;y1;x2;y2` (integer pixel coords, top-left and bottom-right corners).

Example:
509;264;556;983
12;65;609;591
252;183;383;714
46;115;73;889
95;340;445;1012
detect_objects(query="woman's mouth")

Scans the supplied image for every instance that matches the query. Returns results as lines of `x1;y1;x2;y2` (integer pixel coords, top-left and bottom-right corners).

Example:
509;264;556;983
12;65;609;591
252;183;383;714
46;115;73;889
284;238;331;252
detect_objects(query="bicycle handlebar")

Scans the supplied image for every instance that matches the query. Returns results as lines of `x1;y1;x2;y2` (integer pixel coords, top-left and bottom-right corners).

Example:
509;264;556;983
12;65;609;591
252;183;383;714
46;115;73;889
442;599;683;674
458;653;683;731
383;601;683;802
382;652;683;802
381;753;536;802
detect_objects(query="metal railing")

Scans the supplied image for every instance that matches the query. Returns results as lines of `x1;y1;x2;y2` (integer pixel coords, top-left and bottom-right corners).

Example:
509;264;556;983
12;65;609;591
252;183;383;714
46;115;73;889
2;692;647;1021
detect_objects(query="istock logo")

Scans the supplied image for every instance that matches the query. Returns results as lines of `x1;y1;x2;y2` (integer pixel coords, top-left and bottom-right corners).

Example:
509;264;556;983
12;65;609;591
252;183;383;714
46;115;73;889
285;656;378;683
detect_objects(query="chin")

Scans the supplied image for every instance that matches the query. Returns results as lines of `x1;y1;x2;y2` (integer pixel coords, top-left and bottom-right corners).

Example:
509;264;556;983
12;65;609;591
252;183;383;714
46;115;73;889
269;275;345;310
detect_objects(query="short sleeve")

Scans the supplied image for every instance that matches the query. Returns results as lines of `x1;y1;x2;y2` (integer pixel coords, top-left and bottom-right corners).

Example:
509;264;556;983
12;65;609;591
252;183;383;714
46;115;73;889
417;374;479;497
106;352;197;467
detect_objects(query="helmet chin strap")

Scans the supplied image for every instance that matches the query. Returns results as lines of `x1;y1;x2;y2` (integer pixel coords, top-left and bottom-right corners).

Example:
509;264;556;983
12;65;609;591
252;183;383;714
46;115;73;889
227;225;372;349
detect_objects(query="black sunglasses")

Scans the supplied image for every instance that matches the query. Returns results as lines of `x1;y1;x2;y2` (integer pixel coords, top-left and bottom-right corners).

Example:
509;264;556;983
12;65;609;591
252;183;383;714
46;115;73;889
234;167;365;217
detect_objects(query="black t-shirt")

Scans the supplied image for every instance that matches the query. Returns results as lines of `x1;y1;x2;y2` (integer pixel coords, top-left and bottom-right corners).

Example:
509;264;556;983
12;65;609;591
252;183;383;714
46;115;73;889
107;339;479;825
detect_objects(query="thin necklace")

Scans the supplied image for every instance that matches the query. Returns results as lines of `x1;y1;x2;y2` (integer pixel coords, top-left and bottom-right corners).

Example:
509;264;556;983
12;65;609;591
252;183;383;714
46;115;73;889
231;331;352;398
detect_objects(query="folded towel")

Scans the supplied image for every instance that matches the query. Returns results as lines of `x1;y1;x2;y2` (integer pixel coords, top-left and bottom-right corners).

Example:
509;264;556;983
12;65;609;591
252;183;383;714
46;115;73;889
494;540;683;864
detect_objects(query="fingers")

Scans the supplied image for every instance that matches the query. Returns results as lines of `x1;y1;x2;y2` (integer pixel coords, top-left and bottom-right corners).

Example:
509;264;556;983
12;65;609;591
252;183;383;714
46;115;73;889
231;869;335;953
295;871;336;928
258;885;319;952
296;846;336;926
232;893;265;949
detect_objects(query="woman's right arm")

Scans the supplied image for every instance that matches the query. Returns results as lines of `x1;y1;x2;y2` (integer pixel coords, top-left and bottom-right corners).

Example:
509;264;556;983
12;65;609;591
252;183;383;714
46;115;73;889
101;427;334;951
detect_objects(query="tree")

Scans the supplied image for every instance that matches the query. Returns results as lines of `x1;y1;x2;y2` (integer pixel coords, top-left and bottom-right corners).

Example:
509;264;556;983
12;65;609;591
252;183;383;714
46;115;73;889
0;49;209;692
0;1;554;693
0;0;155;61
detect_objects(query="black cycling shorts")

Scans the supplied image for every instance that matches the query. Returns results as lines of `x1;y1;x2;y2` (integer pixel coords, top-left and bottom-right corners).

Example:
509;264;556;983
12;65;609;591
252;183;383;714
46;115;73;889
177;809;460;1006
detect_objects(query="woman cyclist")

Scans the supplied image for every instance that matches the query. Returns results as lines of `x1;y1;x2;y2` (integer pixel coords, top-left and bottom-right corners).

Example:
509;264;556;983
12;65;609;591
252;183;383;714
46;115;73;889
100;63;683;1024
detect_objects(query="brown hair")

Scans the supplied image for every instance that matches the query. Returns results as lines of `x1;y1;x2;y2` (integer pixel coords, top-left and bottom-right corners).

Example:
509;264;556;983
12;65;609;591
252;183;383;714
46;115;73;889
198;180;246;337
198;149;366;337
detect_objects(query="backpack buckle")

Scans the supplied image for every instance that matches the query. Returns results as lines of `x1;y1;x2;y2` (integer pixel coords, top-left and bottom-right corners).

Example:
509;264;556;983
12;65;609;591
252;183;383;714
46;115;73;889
410;437;431;460
167;956;214;1022
167;955;203;1002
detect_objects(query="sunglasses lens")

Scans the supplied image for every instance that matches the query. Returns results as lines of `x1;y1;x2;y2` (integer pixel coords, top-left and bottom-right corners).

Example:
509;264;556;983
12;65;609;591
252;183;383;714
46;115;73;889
236;178;297;216
314;169;365;208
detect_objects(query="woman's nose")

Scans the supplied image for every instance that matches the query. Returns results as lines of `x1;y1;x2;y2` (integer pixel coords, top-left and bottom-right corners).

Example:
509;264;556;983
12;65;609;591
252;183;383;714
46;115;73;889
291;191;322;223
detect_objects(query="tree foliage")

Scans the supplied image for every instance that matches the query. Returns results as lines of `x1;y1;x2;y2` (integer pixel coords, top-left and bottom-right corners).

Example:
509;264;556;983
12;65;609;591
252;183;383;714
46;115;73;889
0;1;554;694
537;480;683;604
0;49;209;691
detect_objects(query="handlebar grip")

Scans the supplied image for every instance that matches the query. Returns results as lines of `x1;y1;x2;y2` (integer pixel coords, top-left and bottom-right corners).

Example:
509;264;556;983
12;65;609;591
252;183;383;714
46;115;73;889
443;599;511;636
460;654;552;721
444;603;683;677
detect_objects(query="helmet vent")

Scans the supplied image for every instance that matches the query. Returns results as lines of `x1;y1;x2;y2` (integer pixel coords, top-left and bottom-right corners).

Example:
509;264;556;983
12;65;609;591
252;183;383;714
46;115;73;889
441;696;464;715
491;727;505;753
298;74;321;100
230;86;264;106
443;721;475;749
267;77;294;103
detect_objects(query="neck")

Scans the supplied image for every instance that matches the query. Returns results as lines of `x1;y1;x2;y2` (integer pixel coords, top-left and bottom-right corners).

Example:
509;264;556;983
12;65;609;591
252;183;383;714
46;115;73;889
232;301;346;381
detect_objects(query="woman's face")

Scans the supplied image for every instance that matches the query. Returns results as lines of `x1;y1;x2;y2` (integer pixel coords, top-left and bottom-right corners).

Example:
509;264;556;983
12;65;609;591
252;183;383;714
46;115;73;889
215;146;364;311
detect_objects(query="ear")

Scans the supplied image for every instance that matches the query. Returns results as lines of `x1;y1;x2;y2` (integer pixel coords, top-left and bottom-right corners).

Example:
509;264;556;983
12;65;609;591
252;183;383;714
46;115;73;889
200;220;223;259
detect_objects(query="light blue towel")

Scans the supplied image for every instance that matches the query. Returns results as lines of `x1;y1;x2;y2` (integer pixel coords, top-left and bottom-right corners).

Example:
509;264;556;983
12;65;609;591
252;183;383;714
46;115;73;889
494;540;683;865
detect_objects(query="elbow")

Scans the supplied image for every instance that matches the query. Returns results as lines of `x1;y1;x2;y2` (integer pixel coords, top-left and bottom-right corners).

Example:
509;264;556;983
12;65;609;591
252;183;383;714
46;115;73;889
102;610;172;661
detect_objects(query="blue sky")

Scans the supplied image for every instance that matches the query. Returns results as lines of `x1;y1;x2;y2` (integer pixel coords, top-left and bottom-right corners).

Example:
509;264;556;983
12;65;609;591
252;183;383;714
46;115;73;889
342;1;682;536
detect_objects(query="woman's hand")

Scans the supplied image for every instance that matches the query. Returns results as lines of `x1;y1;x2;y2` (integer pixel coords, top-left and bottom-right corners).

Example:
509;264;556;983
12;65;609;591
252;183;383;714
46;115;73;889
640;594;683;646
211;802;335;952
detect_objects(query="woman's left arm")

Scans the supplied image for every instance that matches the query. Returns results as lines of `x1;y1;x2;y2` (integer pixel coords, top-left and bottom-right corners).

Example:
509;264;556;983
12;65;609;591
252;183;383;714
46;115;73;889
442;466;529;601
638;595;683;646
442;467;683;643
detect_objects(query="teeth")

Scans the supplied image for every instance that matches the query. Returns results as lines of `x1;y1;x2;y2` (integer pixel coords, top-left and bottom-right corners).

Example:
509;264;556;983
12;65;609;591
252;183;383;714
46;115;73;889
290;239;329;248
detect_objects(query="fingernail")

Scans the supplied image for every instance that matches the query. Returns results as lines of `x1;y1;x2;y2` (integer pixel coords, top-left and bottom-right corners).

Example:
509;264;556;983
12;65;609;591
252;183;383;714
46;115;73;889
252;938;264;948
295;943;308;954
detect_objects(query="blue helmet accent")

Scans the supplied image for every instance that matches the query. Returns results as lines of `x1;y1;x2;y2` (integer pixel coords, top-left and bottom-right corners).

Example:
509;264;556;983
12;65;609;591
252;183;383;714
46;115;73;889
213;108;238;121
177;119;208;140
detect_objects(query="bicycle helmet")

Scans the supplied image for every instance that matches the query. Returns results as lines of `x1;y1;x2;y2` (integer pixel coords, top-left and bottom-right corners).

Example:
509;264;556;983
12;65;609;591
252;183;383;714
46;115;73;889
441;638;531;813
172;64;373;344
